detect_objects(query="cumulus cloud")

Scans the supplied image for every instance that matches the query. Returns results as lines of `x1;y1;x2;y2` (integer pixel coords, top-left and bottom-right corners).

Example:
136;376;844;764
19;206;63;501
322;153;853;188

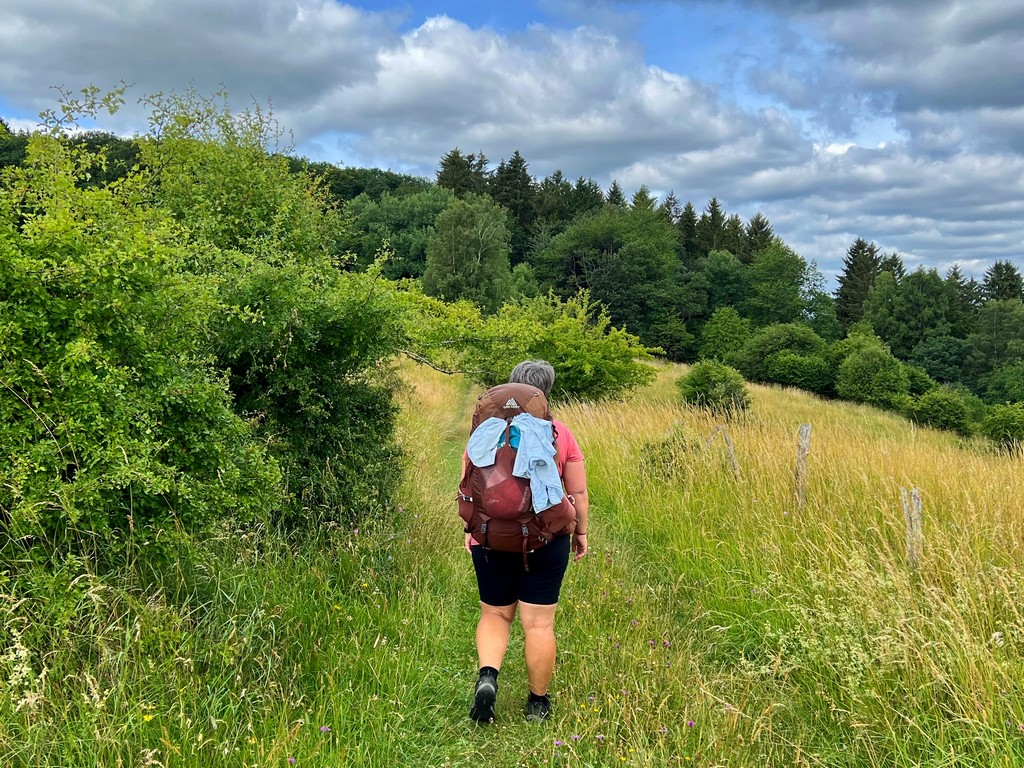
0;0;1020;284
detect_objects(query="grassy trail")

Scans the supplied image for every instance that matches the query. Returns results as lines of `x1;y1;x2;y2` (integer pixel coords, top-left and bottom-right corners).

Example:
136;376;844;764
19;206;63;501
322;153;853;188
3;362;1023;767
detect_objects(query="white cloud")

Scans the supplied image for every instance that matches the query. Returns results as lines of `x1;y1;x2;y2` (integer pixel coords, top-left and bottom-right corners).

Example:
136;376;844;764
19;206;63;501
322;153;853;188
0;0;1021;284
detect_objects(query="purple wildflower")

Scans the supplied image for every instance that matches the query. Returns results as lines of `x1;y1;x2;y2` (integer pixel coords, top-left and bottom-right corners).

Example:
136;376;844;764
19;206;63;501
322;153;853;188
663;640;671;647
596;734;606;742
288;759;296;765
319;725;331;733
649;639;656;646
687;719;695;727
555;739;564;747
572;734;581;741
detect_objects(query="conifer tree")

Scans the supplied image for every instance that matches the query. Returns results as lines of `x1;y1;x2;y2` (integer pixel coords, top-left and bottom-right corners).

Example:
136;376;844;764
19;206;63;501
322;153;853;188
489;150;536;265
983;260;1024;302
879;252;906;282
677;201;699;266
630;184;656;212
696;197;726;256
745;212;774;258
570;176;605;218
658;191;683;225
606;180;626;208
724;213;747;262
436;147;489;196
835;238;881;333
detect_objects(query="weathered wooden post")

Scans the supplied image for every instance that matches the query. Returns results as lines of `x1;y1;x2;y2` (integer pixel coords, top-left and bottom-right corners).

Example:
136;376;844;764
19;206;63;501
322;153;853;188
794;424;811;509
901;486;924;570
706;425;740;480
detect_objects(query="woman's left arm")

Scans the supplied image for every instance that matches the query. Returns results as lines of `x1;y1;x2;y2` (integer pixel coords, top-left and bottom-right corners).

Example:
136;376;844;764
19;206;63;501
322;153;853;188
562;459;589;561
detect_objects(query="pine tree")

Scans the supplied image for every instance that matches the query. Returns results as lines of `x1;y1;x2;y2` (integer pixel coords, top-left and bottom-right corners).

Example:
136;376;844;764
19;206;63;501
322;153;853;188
879;252;906;282
570;176;605;218
489;150;536;265
983;260;1024;302
630;185;657;212
677;201;699;266
723;214;747;262
944;265;982;338
534;169;574;232
658;191;683;225
606;180;626;208
835;238;881;333
745;212;774;258
436;147;489;196
696;197;726;257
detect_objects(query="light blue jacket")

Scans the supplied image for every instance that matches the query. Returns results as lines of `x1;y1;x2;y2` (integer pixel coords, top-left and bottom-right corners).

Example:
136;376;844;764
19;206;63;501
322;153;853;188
466;414;564;512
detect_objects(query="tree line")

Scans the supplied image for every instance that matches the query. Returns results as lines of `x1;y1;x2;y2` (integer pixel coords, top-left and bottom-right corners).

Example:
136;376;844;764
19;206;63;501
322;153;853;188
3;116;1023;457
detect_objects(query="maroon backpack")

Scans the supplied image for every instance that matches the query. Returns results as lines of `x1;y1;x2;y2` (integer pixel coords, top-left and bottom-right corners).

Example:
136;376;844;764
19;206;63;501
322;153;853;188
458;383;577;567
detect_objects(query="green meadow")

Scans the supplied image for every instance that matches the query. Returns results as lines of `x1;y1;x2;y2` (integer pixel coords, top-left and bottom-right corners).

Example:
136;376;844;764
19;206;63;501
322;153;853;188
3;361;1023;767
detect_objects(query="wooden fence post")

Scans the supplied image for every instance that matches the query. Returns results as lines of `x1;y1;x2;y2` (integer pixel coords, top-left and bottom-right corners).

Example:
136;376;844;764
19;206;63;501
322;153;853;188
901;487;924;570
706;425;740;480
793;424;812;509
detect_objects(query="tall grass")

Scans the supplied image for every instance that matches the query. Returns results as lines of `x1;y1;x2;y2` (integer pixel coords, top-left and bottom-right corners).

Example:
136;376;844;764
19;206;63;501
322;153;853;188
2;362;1022;766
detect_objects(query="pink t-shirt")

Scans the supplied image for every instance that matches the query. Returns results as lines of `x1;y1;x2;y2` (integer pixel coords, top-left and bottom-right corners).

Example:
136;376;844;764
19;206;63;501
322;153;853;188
552;419;584;475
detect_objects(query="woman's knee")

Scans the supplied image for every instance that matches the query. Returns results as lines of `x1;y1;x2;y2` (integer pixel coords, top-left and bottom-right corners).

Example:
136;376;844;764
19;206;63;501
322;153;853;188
518;601;557;631
480;601;518;623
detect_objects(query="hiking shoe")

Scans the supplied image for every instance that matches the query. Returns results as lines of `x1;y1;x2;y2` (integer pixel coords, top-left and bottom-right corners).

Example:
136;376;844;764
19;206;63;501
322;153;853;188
469;671;498;723
524;694;552;722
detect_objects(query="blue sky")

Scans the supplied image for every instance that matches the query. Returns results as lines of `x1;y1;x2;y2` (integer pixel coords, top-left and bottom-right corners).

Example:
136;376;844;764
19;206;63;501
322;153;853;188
1;0;1022;284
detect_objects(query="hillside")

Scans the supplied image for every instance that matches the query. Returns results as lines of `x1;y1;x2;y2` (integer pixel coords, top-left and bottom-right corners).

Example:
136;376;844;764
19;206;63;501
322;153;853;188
2;361;1022;767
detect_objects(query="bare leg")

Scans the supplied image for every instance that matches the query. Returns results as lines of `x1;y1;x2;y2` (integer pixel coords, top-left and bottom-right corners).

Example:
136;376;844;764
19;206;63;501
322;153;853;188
476;602;517;669
518;601;558;695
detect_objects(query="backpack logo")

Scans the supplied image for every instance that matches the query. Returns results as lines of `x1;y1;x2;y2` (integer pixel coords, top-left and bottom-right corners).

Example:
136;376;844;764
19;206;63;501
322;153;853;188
504;398;520;409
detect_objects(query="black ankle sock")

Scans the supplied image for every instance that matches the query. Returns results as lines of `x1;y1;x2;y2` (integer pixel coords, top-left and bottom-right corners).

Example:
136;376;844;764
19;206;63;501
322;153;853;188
479;666;499;678
528;691;549;702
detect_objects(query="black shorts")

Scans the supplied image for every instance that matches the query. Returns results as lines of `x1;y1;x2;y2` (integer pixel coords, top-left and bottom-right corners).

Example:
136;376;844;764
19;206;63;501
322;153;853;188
471;535;571;607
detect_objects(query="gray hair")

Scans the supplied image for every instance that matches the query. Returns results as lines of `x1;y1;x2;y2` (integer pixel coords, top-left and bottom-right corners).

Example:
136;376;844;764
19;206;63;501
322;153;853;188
509;360;556;397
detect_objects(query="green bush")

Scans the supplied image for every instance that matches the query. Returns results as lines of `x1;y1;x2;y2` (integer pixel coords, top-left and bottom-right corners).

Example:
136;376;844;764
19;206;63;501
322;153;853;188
699;307;750;361
835;343;910;410
730;323;826;383
903;363;938;397
910;388;973;435
136;90;406;527
980;403;1024;451
765;351;833;394
985;361;1024;404
0;135;280;558
640;422;705;480
403;289;657;401
677;361;750;415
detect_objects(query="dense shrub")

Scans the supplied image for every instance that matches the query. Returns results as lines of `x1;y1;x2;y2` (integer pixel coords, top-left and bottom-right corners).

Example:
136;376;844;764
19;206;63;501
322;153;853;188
403;289;656;401
911;336;969;384
0;135;280;557
677;361;751;415
985;361;1024;404
640;422;705;480
136;90;407;527
765;351;834;394
910;388;974;435
980;403;1024;451
903;363;939;397
835;343;910;410
699;307;750;361
730;323;826;383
